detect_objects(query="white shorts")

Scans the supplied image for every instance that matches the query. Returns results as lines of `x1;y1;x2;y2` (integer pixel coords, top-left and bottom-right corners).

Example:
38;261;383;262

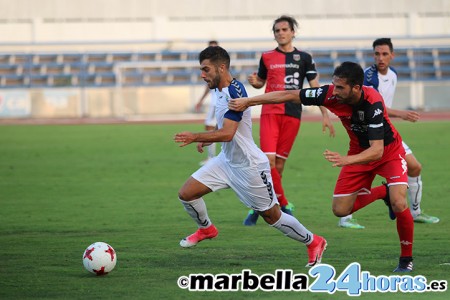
192;155;278;211
402;141;412;155
204;102;216;127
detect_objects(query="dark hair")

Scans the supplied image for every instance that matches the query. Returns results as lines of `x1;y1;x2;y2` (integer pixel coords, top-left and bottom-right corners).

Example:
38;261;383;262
333;61;364;87
372;38;394;52
199;46;230;69
272;15;298;32
208;40;219;46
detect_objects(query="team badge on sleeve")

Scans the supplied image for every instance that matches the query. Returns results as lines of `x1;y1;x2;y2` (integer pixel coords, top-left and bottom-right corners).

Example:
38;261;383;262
306;90;316;98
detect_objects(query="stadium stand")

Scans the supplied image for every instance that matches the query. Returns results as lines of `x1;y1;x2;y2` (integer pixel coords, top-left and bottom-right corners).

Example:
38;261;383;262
1;47;450;89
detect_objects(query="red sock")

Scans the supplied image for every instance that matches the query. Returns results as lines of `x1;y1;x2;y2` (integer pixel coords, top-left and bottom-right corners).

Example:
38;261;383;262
396;208;414;257
351;185;386;213
271;167;288;206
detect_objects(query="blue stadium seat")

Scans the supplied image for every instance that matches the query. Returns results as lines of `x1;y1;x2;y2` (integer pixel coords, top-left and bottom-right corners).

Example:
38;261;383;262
0;74;27;88
0;46;449;88
0;64;21;75
61;53;84;64
29;74;49;87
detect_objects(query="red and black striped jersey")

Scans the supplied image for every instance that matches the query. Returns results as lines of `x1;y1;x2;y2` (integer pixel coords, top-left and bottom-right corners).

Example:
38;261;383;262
300;85;401;155
258;48;317;119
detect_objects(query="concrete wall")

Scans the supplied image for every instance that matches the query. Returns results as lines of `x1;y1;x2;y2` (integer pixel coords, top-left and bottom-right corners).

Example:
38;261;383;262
0;0;449;45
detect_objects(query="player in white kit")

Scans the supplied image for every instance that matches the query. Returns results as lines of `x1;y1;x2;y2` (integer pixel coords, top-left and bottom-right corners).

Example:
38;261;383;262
174;45;327;267
195;40;219;166
339;38;439;229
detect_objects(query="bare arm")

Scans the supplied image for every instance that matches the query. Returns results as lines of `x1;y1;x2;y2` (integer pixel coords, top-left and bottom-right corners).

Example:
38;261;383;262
323;139;384;167
386;107;420;122
305;77;335;137
174;118;239;147
195;85;211;112
247;72;266;89
228;90;301;111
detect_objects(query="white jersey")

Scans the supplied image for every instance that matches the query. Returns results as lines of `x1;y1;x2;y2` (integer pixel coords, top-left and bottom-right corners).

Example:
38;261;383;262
376;68;397;108
204;90;217;127
192;79;278;211
364;65;397;108
214;79;268;168
364;65;411;154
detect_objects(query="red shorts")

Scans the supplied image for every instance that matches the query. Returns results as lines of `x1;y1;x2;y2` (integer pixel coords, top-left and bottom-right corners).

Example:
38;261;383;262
333;139;408;197
259;114;301;159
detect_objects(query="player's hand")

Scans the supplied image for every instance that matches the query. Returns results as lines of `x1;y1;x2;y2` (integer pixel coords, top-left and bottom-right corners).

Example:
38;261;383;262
322;119;336;138
323;149;348;167
195;102;202;113
197;142;212;153
228;98;249;111
247;72;258;85
174;132;195;147
402;110;420;122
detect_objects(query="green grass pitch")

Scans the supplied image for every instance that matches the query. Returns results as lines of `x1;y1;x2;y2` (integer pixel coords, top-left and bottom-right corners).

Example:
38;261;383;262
0;120;449;299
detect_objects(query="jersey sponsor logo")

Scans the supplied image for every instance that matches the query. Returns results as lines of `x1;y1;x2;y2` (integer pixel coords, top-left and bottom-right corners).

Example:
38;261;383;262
306;89;316;98
269;63;300;70
285;72;300;86
372;108;382;118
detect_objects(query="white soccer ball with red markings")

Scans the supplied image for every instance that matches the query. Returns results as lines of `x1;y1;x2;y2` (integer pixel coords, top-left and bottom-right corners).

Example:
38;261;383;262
82;242;117;275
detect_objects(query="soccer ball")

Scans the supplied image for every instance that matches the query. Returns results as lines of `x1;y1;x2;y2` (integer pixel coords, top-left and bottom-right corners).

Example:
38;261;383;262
82;242;117;275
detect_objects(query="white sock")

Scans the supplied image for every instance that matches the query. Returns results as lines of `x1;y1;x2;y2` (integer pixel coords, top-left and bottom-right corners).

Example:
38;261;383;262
340;214;353;224
408;175;422;217
207;143;216;159
271;212;313;245
179;198;211;228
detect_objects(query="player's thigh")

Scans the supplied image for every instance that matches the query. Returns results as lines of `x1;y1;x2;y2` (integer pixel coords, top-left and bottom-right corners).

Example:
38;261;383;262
376;153;408;186
185;158;230;199
259;114;280;153
333;165;376;197
276;116;300;159
230;166;278;211
405;153;422;176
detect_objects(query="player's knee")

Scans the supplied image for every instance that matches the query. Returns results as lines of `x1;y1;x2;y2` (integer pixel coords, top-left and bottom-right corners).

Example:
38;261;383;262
332;206;351;217
407;162;422;177
260;206;281;225
178;189;192;201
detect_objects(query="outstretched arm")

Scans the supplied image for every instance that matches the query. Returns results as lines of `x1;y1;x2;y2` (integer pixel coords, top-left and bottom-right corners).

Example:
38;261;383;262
174;118;239;147
228;90;301;111
386;107;420;122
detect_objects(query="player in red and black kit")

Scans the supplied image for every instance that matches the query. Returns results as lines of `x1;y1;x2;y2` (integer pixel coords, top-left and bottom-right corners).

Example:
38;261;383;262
244;15;335;225
229;61;414;272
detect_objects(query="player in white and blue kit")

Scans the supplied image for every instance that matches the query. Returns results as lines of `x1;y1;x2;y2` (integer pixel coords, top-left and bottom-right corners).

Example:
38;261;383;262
174;46;327;267
195;40;220;166
340;38;439;228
